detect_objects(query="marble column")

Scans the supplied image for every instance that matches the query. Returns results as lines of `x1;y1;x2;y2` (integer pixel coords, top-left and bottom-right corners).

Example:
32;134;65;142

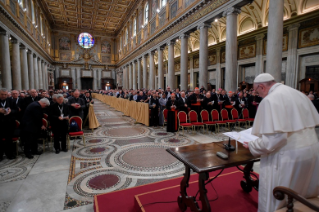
98;69;102;89
11;40;22;90
122;67;126;89
129;63;132;89
93;69;97;90
286;23;300;87
143;55;147;88
265;0;284;82
76;68;82;90
215;47;222;89
189;56;194;90
132;61;137;90
0;31;12;89
41;61;45;89
149;52;155;90
157;47;164;89
167;41;175;89
180;34;189;91
71;68;76;89
27;50;34;89
43;63;48;90
198;23;211;89
223;7;240;92
38;60;43;89
137;58;142;89
125;66;129;89
255;34;265;76
33;55;39;89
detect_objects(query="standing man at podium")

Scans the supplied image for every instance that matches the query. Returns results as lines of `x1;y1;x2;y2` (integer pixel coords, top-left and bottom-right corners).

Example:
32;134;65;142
243;73;319;212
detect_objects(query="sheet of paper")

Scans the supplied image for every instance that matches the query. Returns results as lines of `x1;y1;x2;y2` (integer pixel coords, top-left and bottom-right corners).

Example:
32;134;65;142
223;128;259;144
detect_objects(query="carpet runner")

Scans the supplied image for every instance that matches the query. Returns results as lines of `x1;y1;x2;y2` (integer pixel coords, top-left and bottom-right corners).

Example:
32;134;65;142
94;167;258;212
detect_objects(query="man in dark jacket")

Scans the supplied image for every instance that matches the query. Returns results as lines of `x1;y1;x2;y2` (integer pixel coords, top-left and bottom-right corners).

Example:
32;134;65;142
21;98;50;159
177;92;189;114
22;89;40;111
0;88;17;160
68;90;86;119
49;94;69;154
149;93;159;127
11;90;24;121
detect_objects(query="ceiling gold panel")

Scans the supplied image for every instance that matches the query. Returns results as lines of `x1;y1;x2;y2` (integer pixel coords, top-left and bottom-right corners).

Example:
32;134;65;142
40;0;137;34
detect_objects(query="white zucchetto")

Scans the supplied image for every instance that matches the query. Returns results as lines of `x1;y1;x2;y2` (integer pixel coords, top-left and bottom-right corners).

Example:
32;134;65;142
254;73;275;83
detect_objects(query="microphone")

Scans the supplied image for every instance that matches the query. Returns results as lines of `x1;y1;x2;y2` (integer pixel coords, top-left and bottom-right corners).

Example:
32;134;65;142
224;107;242;151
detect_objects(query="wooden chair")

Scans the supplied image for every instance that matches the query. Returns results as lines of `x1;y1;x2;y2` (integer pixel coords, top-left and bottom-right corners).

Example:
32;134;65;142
231;109;247;129
273;186;319;212
188;110;205;133
163;109;168;126
211;109;227;133
177;111;193;135
242;108;254;127
220;109;236;130
68;116;85;149
200;110;216;133
43;113;48;120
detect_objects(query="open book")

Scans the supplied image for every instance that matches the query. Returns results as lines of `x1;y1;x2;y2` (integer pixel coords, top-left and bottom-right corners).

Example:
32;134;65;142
223;128;259;144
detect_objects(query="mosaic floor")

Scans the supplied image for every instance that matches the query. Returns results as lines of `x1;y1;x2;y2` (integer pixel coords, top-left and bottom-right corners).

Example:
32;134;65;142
0;99;268;212
64;100;199;209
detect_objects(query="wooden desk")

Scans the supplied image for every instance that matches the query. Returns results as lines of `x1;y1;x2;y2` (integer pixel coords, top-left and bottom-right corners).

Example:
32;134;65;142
166;140;260;212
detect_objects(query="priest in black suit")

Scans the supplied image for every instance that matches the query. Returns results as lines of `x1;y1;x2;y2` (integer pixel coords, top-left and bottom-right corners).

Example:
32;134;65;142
11;90;24;121
202;92;218;116
149;93;159;127
166;94;178;132
49;94;69;154
21;98;50;159
0;88;17;160
68;90;86;119
177;92;189;114
188;88;203;120
22;89;40;111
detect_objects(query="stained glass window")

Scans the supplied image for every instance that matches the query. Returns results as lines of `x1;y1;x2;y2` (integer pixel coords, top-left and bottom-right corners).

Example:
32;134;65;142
78;32;95;49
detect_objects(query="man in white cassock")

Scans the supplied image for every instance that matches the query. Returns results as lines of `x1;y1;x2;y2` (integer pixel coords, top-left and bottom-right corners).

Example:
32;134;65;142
243;73;319;212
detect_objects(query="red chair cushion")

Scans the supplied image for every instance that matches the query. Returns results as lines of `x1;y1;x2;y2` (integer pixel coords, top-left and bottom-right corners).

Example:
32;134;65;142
215;121;228;124
12;138;19;141
227;120;236;123
203;121;216;125
237;119;247;122
246;118;254;121
69;131;84;136
191;122;204;126
180;123;193;127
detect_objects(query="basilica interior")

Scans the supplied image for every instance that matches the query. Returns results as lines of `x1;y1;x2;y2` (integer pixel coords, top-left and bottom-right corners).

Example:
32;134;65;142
0;0;319;212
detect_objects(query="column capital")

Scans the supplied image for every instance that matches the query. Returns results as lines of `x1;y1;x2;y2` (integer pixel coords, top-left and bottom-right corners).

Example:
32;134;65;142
287;23;300;31
33;54;37;58
19;45;27;50
216;47;222;52
11;39;19;44
197;23;211;30
0;31;9;36
179;33;190;40
27;49;32;54
167;40;175;46
143;53;149;58
157;46;165;51
222;7;241;17
150;50;156;55
138;57;143;61
255;34;265;41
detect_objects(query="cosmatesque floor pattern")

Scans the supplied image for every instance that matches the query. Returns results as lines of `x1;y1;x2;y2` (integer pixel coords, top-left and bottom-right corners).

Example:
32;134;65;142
0;99;269;212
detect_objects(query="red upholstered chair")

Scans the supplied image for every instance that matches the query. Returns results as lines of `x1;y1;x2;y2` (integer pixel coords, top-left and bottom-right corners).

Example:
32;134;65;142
163;109;168;126
200;110;216;133
220;109;236;130
188;110;204;133
211;109;227;133
40;118;50;152
68;116;85;148
43;113;48;120
242;108;254;127
12;120;20;156
177;111;193;135
231;109;247;128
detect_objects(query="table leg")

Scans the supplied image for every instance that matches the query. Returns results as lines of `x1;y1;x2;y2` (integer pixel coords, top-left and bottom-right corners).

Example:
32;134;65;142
240;162;259;193
178;166;211;212
178;166;190;211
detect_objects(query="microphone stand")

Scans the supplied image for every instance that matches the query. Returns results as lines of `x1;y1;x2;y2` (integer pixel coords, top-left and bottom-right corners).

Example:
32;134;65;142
224;104;243;151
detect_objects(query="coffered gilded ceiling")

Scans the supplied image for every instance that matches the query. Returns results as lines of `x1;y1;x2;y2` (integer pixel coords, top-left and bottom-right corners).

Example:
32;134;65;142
38;0;137;35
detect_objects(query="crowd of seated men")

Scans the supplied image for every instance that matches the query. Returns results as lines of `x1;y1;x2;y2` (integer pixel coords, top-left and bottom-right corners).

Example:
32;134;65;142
95;86;319;126
0;88;94;161
94;86;264;127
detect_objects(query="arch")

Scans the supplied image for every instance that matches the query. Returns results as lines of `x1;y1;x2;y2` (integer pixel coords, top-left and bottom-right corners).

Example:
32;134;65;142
301;0;319;13
239;17;256;34
208;35;216;46
193;40;200;50
220;29;226;41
